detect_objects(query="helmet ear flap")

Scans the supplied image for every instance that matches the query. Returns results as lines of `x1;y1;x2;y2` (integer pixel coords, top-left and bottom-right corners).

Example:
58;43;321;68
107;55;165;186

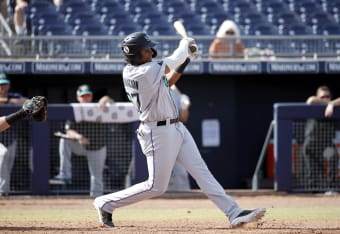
151;48;157;58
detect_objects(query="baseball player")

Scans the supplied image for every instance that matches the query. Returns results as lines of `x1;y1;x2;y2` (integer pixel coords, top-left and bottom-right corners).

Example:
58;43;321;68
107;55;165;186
93;32;266;228
0;96;47;196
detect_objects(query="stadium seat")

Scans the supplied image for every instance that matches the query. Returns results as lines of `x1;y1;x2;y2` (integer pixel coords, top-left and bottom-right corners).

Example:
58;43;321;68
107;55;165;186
317;23;340;35
250;23;278;35
281;23;313;35
73;25;109;36
109;24;143;36
271;11;302;26
37;24;73;36
261;1;291;15
145;25;176;36
305;12;337;27
237;11;269;26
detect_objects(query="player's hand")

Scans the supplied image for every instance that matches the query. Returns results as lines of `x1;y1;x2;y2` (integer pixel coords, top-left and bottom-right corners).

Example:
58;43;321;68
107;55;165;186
188;43;198;60
78;136;90;145
325;102;334;117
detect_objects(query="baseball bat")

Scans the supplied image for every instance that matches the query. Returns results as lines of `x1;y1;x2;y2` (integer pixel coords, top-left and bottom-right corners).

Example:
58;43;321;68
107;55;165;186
173;20;197;53
173;20;188;38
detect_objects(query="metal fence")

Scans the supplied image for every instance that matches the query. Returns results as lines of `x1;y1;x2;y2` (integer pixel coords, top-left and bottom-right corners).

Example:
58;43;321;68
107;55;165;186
1;35;340;60
274;103;340;193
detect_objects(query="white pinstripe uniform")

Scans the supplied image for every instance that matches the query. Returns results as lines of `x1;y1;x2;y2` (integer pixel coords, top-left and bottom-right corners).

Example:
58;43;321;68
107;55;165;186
94;38;246;223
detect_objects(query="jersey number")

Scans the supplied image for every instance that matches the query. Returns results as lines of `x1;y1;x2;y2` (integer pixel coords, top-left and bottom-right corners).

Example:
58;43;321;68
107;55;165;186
127;93;141;113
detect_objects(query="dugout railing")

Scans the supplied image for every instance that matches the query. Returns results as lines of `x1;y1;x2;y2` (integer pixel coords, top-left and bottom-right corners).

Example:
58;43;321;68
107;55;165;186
0;103;148;196
274;103;340;193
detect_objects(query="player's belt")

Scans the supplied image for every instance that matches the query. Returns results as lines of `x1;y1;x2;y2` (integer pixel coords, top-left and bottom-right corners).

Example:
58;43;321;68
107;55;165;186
157;118;179;126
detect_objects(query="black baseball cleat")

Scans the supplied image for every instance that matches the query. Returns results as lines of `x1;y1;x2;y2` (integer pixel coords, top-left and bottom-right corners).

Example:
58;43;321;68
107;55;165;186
230;208;266;228
94;205;114;228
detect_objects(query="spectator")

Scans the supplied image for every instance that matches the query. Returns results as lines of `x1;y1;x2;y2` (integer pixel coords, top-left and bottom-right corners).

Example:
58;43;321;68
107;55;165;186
209;20;245;59
49;84;114;197
0;73;28;197
167;85;191;191
303;85;340;191
0;0;8;20
13;0;30;36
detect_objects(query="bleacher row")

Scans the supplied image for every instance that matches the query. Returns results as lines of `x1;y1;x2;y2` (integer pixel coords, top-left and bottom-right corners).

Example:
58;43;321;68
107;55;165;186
29;0;340;37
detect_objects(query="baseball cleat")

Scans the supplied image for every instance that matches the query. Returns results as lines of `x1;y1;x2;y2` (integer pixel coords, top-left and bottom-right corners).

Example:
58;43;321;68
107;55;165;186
94;205;114;228
230;208;266;228
49;175;71;185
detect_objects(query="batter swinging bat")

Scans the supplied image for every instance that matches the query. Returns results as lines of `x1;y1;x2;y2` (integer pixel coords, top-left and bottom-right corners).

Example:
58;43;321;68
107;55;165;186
173;20;197;53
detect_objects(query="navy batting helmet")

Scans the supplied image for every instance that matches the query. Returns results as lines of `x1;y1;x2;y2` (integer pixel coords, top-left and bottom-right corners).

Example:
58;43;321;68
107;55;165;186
120;32;158;64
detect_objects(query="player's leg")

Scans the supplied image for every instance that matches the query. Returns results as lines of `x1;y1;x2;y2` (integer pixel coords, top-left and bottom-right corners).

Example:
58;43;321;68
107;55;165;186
175;125;242;220
94;125;181;217
53;139;85;181
176;124;265;226
0;141;16;195
87;146;106;197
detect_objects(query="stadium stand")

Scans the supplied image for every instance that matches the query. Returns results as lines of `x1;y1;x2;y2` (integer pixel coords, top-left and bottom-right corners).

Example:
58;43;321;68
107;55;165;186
2;0;338;58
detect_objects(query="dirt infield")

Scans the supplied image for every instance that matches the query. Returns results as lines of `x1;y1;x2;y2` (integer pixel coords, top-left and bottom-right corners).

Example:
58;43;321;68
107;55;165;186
0;192;340;233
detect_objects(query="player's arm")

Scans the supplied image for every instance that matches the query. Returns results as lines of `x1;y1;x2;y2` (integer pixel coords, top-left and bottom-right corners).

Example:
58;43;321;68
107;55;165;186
66;129;89;145
306;96;327;104
98;95;114;111
164;36;197;73
166;58;191;86
325;97;340;117
8;97;28;105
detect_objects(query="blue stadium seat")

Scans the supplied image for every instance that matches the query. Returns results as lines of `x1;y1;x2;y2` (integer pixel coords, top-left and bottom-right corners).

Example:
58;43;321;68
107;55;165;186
31;12;66;35
73;25;109;36
162;1;193;15
65;12;102;27
109;24;143;36
101;13;135;28
237;11;269;26
185;24;211;36
58;1;91;15
134;12;169;27
306;12;337;27
125;0;159;14
261;1;291;15
250;23;278;35
145;25;176;36
37;24;73;36
294;1;323;14
271;11;301;26
228;0;258;15
317;23;340;35
281;23;313;35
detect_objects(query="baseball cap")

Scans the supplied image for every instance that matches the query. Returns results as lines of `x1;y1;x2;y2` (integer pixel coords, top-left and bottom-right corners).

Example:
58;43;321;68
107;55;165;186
0;73;10;85
77;84;93;96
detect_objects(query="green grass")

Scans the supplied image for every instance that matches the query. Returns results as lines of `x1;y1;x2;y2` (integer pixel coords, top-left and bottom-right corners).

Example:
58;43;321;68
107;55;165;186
1;207;340;222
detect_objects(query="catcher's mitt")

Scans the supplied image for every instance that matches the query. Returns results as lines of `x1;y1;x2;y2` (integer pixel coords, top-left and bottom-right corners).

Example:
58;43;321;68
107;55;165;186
22;96;48;122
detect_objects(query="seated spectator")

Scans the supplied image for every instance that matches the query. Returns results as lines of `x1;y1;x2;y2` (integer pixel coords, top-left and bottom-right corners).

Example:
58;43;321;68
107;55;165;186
209;20;245;59
13;0;30;36
0;0;8;20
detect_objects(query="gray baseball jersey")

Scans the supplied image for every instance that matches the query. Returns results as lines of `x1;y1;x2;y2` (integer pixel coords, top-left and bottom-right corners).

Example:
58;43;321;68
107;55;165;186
122;61;178;122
